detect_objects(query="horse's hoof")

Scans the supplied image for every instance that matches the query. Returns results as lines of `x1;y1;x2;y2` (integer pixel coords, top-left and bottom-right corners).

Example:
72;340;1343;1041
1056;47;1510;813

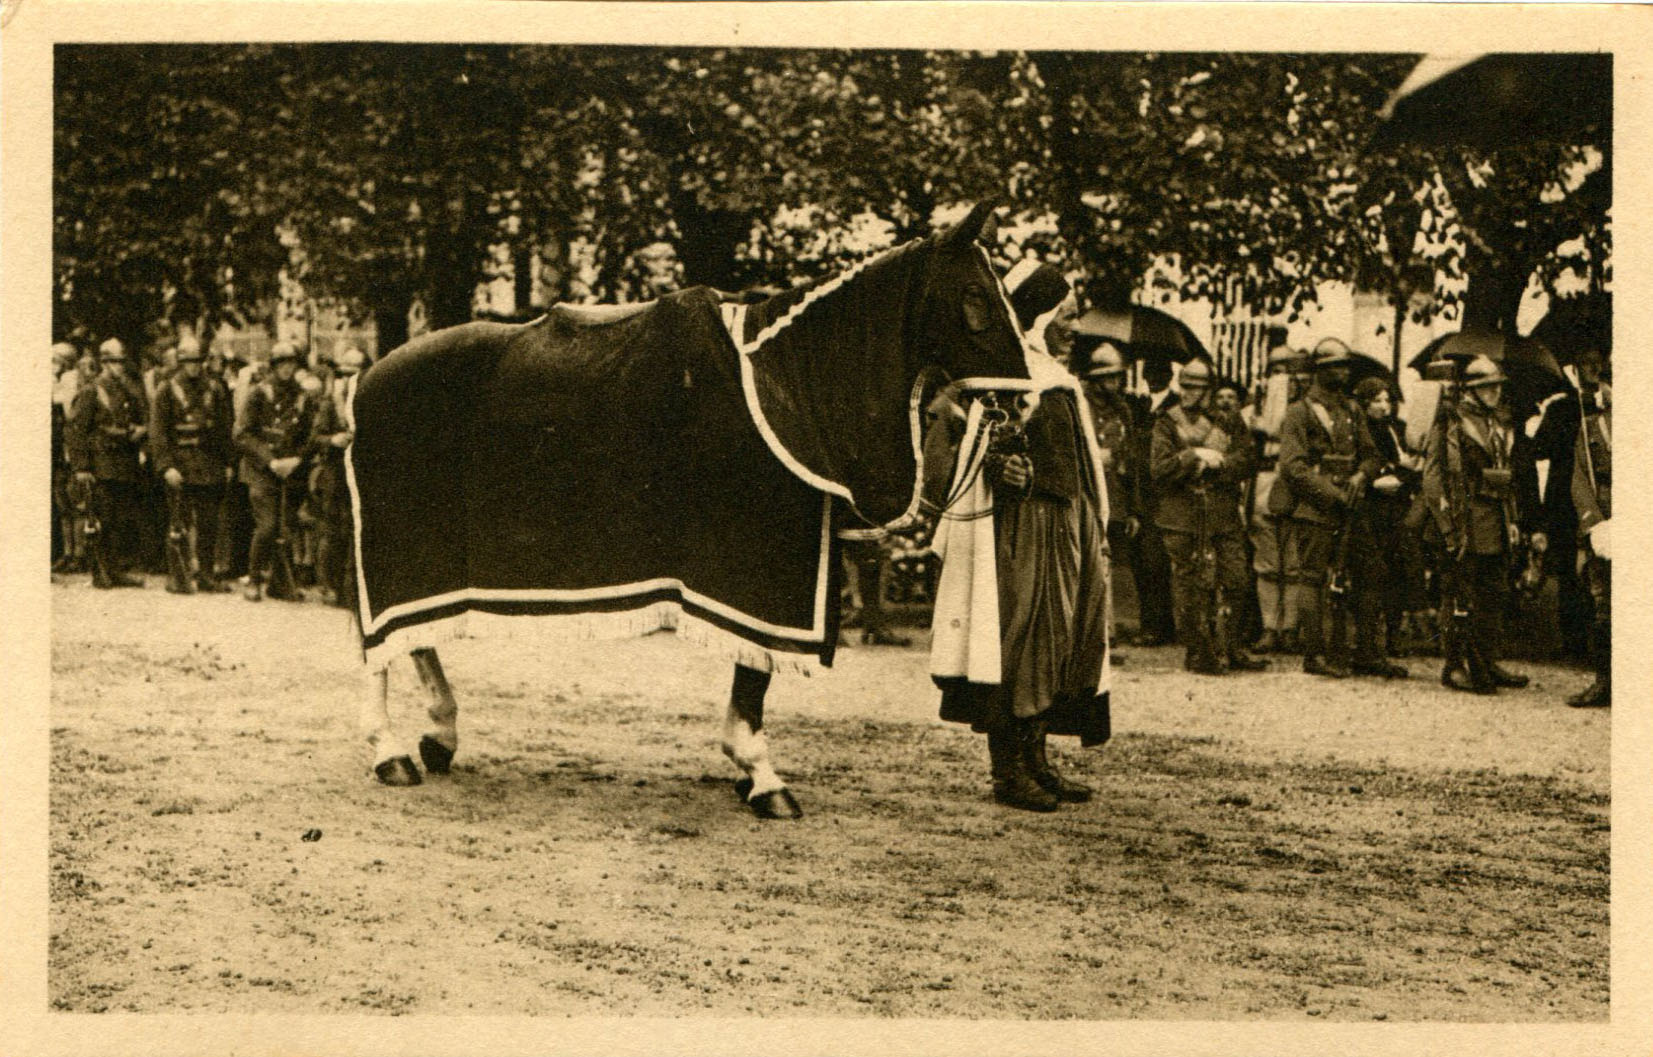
734;776;754;802
374;756;422;787
748;788;803;820
418;735;454;776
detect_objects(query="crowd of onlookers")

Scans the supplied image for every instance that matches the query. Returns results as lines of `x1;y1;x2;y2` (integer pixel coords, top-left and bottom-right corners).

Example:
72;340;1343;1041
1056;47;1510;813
51;331;363;607
49;305;1611;711
1048;316;1612;708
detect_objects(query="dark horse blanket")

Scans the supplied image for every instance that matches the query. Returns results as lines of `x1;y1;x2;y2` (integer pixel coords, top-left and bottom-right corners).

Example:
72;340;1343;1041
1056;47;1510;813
348;203;1032;673
348;288;839;672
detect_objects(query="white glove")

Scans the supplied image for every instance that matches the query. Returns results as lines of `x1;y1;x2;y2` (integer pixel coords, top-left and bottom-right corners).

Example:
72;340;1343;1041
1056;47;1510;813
1193;447;1224;470
1589;520;1611;562
1372;474;1402;494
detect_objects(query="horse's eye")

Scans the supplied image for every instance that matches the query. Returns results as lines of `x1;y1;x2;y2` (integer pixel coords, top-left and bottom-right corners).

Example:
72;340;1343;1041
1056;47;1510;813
962;288;993;333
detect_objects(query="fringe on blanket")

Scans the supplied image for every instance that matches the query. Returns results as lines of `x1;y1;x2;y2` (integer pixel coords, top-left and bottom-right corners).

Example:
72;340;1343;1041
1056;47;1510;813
359;602;824;678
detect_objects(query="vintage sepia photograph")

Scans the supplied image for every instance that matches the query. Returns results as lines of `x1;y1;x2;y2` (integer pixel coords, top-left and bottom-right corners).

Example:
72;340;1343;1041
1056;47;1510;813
4;3;1648;1055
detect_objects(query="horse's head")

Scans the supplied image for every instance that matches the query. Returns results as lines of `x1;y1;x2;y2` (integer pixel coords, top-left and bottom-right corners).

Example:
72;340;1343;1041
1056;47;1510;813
913;201;1032;386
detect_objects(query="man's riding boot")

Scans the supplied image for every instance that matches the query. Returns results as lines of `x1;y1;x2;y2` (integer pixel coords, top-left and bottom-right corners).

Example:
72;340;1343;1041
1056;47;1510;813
988;726;1059;813
1024;719;1091;803
1303;655;1349;679
1444;643;1497;695
1567;676;1610;708
1226;649;1269;672
1486;662;1529;689
1253;629;1281;654
243;578;263;602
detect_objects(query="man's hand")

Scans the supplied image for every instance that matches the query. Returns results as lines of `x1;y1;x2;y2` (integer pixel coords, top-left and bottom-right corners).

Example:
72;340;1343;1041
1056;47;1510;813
1192;447;1224;471
163;467;183;489
330;430;353;448
74;471;95;487
1125;515;1141;539
270;456;301;479
130;425;148;442
225;466;237;482
1507;523;1523;551
1342;472;1367;506
999;453;1033;491
1531;531;1548;554
1371;474;1402;494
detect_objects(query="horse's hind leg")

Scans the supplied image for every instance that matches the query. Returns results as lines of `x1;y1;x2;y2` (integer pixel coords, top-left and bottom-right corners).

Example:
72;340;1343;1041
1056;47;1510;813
361;663;420;786
721;664;802;820
411;647;458;775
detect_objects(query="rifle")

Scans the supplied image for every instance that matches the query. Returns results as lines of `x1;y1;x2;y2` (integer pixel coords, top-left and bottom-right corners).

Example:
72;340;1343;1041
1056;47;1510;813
1193;481;1228;665
70;474;112;586
164;485;194;592
273;481;302;599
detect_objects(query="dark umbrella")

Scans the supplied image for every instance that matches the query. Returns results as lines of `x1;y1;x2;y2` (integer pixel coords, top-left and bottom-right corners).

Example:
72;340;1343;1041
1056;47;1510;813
1345;352;1394;394
1529;291;1610;365
1373;52;1612;151
1072;305;1208;365
1409;329;1570;416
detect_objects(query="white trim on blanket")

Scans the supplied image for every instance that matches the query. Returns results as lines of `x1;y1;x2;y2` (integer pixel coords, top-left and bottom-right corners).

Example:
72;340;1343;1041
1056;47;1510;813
360;604;826;678
344;371;836;650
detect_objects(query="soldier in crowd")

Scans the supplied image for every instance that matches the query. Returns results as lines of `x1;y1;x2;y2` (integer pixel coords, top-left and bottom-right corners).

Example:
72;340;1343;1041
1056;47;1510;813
1421;355;1532;694
51;343;81;572
149;340;236;593
1077;337;1141;651
309;346;365;607
1248;345;1308;653
1567;348;1610;708
66;338;148;589
1150;358;1267;675
235;341;315;602
1276;338;1394;679
1130;357;1179;646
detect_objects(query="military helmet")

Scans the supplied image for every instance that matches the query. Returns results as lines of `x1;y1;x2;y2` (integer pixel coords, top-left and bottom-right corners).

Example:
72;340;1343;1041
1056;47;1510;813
1266;345;1307;373
1178;358;1215;389
1083;340;1127;378
1310;337;1354;369
98;338;127;362
1462;354;1506;388
335;346;367;375
268;340;301;365
175;342;205;363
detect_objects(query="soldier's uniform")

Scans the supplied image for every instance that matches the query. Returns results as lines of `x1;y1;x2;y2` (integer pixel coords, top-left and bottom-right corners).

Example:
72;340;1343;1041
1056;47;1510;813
1130;368;1179;646
1421;355;1531;694
309;348;365;607
1249;347;1309;652
235;344;316;601
150;345;235;593
1078;339;1141;643
1568;385;1610;707
1275;339;1386;677
66;340;147;588
1150;359;1266;674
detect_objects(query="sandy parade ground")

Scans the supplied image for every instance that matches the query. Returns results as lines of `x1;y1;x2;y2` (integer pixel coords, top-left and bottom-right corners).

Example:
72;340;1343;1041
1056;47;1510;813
45;573;1610;1022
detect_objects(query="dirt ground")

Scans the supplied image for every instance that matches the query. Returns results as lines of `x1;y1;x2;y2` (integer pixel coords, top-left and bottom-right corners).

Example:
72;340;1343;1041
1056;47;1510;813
49;575;1608;1020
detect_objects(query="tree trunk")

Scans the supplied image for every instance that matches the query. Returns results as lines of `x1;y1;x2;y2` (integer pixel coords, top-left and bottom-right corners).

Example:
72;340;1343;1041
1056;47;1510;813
1459;260;1527;334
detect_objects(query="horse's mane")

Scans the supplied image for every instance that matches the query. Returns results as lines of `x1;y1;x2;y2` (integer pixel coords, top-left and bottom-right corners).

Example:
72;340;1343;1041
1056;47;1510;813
730;238;930;356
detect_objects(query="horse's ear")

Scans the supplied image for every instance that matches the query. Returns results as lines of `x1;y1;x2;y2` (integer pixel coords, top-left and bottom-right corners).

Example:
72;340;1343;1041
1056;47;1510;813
942;200;1002;248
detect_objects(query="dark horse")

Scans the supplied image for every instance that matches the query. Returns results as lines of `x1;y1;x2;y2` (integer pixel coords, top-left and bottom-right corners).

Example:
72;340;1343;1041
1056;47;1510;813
346;201;1032;818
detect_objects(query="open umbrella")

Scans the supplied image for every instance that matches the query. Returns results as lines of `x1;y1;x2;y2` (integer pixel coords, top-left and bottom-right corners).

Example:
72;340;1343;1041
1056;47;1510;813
1373;52;1612;151
1072;305;1208;365
1345;352;1394;394
1409;329;1570;416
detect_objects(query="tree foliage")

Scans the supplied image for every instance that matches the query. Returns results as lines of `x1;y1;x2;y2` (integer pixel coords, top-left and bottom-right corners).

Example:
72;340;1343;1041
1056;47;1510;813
53;45;1610;351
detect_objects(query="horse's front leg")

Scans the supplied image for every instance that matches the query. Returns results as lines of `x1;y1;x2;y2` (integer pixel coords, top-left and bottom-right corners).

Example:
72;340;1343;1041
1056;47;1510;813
721;664;803;820
361;662;420;786
411;647;458;775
